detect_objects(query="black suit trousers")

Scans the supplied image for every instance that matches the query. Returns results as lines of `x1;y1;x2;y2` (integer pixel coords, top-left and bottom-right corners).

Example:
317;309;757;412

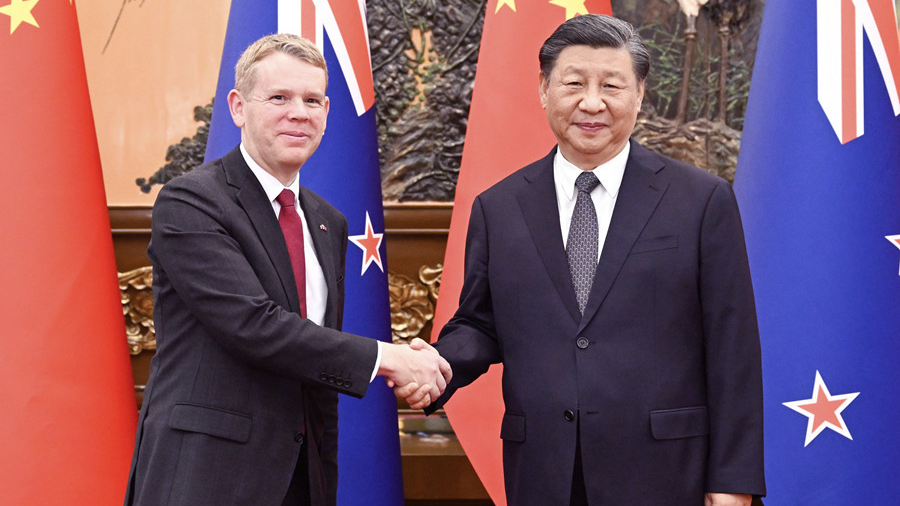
281;442;311;506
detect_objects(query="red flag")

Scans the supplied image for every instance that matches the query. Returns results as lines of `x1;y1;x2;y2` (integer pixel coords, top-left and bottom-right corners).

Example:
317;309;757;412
431;1;611;504
0;2;138;504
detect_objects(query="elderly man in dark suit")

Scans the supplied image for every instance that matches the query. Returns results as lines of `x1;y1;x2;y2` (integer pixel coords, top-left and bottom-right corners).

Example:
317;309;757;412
413;14;765;506
124;34;450;506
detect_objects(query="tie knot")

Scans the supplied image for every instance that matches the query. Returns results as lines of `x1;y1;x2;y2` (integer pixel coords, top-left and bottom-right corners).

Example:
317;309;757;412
575;171;600;194
276;189;296;208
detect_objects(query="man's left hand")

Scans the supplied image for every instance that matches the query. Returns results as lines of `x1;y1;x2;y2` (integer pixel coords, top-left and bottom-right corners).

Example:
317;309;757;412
705;493;752;506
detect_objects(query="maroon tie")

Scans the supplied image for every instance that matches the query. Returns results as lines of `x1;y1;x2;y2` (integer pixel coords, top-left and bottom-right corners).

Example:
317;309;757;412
276;189;307;317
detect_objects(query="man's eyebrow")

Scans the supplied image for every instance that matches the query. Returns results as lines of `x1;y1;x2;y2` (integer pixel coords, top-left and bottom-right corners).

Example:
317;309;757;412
558;65;626;78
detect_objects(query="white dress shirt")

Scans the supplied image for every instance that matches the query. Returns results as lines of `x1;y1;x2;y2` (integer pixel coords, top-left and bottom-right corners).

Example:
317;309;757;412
241;144;329;325
554;142;630;260
240;144;382;380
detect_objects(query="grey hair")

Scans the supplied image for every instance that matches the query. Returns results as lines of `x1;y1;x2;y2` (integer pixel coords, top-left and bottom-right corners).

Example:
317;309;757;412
539;14;650;83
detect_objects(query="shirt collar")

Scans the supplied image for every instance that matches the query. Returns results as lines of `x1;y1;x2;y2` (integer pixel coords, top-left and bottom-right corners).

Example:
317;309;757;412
240;143;300;205
554;141;630;201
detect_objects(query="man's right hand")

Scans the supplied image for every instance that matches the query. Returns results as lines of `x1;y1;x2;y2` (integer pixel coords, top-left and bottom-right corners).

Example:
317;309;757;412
378;338;452;409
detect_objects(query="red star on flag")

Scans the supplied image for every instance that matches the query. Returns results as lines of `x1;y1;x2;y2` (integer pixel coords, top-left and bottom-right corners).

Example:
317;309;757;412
886;235;900;274
348;211;384;275
783;371;859;447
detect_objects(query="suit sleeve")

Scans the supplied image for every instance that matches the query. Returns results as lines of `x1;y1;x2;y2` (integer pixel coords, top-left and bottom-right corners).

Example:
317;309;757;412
150;176;377;398
428;196;503;413
699;181;766;496
320;215;348;505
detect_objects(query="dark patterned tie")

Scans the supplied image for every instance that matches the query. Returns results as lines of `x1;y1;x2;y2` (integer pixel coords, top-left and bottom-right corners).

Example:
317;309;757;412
566;171;601;315
276;189;307;317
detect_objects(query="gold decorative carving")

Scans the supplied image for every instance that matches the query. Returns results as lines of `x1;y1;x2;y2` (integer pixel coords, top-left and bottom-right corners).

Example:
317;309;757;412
418;264;441;301
119;266;155;355
388;264;443;344
120;263;446;350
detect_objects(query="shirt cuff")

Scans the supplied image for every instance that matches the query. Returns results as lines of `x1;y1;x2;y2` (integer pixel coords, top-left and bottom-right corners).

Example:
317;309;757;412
370;340;384;383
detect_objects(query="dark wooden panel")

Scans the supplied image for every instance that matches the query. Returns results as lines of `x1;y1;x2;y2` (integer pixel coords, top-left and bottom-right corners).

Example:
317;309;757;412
384;202;452;277
400;429;491;502
109;206;152;272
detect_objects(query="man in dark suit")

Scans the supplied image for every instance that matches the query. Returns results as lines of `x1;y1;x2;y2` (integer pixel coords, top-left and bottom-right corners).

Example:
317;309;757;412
124;34;449;506
414;14;765;506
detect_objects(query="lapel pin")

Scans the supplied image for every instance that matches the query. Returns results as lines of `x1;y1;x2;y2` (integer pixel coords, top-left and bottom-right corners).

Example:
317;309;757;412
320;224;327;231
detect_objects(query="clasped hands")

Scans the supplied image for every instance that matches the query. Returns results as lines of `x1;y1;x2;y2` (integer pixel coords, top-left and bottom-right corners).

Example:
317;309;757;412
378;338;451;409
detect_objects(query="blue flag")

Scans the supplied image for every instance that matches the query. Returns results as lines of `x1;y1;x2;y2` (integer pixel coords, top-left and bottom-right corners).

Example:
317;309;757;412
734;1;900;503
205;2;403;504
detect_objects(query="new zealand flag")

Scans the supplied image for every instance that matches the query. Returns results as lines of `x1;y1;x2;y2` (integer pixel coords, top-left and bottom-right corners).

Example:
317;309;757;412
734;1;900;503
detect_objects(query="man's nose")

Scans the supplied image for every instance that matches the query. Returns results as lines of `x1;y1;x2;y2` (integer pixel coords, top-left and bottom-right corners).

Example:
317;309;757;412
579;88;606;113
287;100;311;120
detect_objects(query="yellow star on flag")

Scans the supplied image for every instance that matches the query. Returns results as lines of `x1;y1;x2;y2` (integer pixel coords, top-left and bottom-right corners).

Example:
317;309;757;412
0;0;39;34
495;0;516;13
549;0;589;19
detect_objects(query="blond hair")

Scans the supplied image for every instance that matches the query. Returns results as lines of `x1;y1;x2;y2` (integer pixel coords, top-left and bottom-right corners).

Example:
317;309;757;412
234;33;328;93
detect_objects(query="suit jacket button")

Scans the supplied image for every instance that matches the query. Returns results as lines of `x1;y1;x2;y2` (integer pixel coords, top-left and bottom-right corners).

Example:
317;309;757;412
320;373;328;381
294;431;305;444
576;337;589;349
344;380;352;388
564;409;576;421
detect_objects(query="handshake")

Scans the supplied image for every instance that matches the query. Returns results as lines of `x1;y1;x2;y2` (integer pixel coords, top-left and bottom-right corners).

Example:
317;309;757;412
378;338;451;409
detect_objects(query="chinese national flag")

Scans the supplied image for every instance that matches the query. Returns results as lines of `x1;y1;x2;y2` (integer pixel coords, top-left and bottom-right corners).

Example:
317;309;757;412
0;2;138;505
431;1;611;505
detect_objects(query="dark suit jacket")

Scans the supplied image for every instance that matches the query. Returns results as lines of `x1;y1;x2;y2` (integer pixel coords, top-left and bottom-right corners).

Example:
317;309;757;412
124;147;378;506
430;140;765;505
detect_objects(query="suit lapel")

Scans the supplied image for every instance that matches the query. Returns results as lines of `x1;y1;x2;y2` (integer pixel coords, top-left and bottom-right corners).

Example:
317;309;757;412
579;141;669;331
297;188;340;327
222;147;303;313
517;149;582;324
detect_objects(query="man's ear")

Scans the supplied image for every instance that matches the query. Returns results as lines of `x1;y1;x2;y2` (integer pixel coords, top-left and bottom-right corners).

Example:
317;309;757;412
227;89;245;128
538;71;549;110
635;79;645;113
